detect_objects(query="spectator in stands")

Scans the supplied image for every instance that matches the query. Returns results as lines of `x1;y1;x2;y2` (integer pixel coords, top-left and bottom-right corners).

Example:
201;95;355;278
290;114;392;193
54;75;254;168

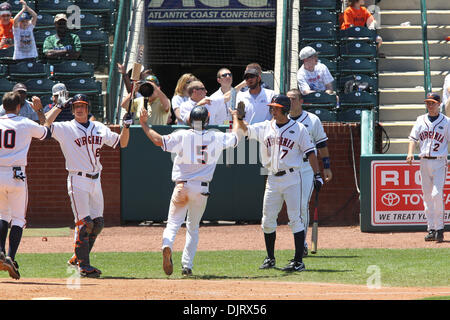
235;63;275;124
341;0;384;57
120;75;171;125
297;46;336;98
12;0;38;62
0;83;42;124
443;74;450;115
43;13;81;60
117;62;153;94
0;2;13;49
38;83;95;122
171;73;198;125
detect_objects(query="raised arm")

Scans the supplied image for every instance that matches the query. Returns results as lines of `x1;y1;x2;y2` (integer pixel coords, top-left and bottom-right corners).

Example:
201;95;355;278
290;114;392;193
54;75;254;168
139;108;163;146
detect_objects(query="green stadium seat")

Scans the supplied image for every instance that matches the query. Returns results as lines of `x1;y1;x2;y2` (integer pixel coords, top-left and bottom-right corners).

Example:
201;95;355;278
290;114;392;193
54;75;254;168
338;57;377;75
306;108;337;121
36;0;75;14
39;94;54;107
317;57;337;74
50;60;94;80
303;92;337;109
9;0;36;13
300;41;338;58
35;13;55;30
300;23;337;41
339;91;378;108
8;61;48;81
0;64;7;77
0;78;15;94
23;78;57;96
338;74;378;93
0;46;14;64
336;108;363;122
301;0;339;10
75;29;109;69
64;77;101;95
75;0;115;14
77;12;102;29
76;29;108;45
339;26;377;42
300;9;337;25
34;29;56;47
340;41;377;58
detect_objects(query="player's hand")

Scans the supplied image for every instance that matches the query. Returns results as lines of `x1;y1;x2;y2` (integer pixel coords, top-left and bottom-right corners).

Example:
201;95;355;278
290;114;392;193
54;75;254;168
31;96;43;112
139;108;148;125
117;62;126;75
313;172;323;193
197;98;211;106
58;97;73;110
236;101;246;120
123;112;134;128
406;154;414;165
323;168;333;183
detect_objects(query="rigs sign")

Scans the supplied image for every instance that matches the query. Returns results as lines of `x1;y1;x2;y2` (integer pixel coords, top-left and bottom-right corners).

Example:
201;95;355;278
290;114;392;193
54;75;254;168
371;160;450;226
145;0;276;26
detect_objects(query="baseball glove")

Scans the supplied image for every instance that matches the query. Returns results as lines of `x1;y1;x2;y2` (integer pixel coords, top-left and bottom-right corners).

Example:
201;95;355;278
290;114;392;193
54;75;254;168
236;101;245;120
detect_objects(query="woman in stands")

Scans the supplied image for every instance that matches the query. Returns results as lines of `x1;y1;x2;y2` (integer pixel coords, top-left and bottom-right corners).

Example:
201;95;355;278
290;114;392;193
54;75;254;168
170;73;198;125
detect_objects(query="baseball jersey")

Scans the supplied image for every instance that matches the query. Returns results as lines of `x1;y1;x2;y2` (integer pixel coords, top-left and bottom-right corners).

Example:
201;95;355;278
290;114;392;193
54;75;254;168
408;113;450;158
0;114;47;166
51;120;120;173
236;88;275;124
161;129;238;182
297;62;334;95
442;74;450;107
247;119;315;174
179;97;227;126
290;111;328;163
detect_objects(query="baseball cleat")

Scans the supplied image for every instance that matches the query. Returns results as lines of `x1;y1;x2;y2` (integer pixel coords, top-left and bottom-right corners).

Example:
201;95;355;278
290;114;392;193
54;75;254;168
435;229;444;243
425;230;436;241
0;252;7;271
181;267;192;277
162;246;173;275
79;265;102;278
3;257;20;280
67;254;79;268
281;260;305;272
259;257;275;269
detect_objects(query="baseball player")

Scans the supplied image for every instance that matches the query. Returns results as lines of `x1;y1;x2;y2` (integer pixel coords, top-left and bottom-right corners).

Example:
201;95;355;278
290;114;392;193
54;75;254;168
407;92;448;243
0;91;50;280
287;88;333;256
233;94;323;272
139;105;241;277
45;94;131;277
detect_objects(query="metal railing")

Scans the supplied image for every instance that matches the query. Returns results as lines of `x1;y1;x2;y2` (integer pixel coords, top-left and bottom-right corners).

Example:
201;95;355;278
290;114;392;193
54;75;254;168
420;0;432;96
106;0;132;124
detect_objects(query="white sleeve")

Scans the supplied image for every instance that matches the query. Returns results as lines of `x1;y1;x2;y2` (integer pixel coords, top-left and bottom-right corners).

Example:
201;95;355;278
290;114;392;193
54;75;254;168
247;121;267;143
297;69;311;95
50;122;64;142
103;125;120;148
312;117;328;145
27;120;48;140
212;97;227;125
321;65;335;86
221;132;238;149
161;130;184;153
408;118;420;142
298;123;315;154
171;95;183;110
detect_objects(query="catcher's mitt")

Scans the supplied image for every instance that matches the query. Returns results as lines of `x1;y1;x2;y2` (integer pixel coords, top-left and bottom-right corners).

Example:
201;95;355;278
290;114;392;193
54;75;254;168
236;101;245;120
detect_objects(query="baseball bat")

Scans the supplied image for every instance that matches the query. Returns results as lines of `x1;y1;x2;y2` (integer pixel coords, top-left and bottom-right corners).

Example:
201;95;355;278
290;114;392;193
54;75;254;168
311;191;319;254
126;62;143;115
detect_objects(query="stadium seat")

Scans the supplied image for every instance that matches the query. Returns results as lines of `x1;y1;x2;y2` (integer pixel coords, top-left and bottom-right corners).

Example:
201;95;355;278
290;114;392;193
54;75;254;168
35;13;55;30
302;92;337;109
34;29;56;47
76;29;108;45
8;61;48;81
336;108;363;122
0;46;14;63
300;41;338;58
339;91;378;108
50;60;94;80
306;108;337;121
76;0;115;14
338;74;378;93
340;41;377;58
300;9;337;25
9;0;36;13
338;57;377;75
23;78;57;96
77;12;102;30
65;77;101;95
301;0;339;10
339;26;377;42
39;95;54;107
75;29;109;69
317;57;337;74
0;78;15;94
36;0;75;14
299;23;337;41
0;64;7;77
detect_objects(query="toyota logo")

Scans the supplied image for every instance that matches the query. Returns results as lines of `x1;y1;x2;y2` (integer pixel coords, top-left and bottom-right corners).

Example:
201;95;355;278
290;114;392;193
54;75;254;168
381;193;400;207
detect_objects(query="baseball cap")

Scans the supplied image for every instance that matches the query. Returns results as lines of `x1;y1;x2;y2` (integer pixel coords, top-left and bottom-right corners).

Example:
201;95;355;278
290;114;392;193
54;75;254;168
54;13;67;23
145;75;160;87
52;83;67;95
299;46;317;60
243;68;259;79
424;92;441;103
0;2;11;15
72;93;89;105
19;12;31;21
268;94;291;109
13;83;27;93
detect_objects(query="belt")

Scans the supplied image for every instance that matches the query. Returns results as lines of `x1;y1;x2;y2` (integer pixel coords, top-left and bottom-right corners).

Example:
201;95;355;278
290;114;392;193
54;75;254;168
303;158;308;162
274;168;294;177
77;172;99;179
177;180;208;186
422;156;438;160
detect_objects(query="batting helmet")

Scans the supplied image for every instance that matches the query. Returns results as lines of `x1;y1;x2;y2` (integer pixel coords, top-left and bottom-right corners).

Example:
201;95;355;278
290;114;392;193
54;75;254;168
69;93;90;112
189;105;209;130
268;94;291;114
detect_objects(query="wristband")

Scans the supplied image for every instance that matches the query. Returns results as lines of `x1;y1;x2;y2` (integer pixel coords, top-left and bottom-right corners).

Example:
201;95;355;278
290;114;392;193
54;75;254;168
322;157;330;169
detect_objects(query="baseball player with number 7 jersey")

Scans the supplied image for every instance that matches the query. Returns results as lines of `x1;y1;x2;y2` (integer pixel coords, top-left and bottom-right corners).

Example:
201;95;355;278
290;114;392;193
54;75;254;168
407;92;448;243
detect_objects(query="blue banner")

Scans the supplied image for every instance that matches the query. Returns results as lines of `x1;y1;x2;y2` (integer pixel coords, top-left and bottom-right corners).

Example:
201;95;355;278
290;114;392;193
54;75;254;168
145;0;276;26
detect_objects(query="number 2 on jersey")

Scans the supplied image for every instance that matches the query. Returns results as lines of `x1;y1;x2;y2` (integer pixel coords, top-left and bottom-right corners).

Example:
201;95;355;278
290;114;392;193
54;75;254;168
433;143;440;152
196;145;208;164
0;129;16;149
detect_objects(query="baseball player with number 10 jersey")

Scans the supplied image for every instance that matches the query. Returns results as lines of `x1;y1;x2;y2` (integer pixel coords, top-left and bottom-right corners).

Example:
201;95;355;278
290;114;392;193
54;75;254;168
407;92;448;243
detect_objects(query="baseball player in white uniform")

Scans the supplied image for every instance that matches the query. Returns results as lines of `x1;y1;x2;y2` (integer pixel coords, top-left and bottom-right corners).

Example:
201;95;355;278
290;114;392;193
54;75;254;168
44;93;131;277
234;94;323;272
139;105;240;277
0;91;50;280
287;88;333;256
407;92;448;243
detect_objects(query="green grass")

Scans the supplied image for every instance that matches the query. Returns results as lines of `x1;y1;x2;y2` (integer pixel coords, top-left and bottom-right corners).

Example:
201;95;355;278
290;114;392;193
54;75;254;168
23;228;71;237
2;249;449;288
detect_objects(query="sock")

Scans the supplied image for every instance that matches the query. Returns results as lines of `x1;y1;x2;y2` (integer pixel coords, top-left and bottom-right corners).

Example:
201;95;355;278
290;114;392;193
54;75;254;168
0;220;9;254
293;230;305;262
8;225;23;261
88;235;97;253
264;231;276;260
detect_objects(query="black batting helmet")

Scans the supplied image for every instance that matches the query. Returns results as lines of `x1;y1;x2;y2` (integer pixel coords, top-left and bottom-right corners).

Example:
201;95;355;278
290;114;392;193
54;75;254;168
268;94;291;114
189;105;209;130
70;93;90;111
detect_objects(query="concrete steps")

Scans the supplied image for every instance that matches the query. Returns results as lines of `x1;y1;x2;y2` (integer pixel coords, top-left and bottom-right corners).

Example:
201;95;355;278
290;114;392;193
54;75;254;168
378;0;450;10
378;104;425;121
379;71;447;88
380;10;450;25
381;40;450;57
378;25;450;41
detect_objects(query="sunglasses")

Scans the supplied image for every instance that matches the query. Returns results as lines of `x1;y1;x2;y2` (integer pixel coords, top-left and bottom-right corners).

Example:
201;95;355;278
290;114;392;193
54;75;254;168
244;74;257;80
194;87;207;91
220;73;232;78
56;21;67;25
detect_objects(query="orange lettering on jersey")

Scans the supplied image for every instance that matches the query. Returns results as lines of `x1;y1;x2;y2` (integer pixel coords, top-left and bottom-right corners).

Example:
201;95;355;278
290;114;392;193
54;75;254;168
81;137;87;145
74;138;81;147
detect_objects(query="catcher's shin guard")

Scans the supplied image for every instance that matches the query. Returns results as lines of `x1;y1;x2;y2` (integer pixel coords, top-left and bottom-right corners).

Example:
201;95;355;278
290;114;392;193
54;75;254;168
89;217;104;253
74;216;94;268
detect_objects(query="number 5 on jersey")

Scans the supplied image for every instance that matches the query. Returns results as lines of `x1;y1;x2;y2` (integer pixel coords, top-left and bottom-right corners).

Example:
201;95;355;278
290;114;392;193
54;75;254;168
196;145;208;164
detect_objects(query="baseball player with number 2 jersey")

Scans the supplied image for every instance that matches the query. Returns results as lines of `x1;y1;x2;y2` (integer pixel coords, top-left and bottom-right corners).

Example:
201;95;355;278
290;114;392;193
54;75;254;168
407;92;448;243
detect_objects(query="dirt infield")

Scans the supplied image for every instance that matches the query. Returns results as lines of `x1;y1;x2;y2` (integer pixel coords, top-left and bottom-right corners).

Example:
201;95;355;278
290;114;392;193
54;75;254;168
3;225;450;300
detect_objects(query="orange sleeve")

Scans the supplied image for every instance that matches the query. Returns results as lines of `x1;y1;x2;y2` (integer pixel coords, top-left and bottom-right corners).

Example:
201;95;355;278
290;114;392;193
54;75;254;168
341;8;354;30
363;7;373;22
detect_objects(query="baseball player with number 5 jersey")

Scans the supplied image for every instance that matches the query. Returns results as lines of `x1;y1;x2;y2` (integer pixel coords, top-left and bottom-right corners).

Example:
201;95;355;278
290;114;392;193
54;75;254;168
234;94;323;272
45;94;131;277
407;93;448;243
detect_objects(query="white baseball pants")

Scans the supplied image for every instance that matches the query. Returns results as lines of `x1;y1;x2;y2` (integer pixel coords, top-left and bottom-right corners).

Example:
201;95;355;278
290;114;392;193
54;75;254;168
262;170;304;234
420;158;446;231
299;165;314;246
0;167;27;228
162;181;209;270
